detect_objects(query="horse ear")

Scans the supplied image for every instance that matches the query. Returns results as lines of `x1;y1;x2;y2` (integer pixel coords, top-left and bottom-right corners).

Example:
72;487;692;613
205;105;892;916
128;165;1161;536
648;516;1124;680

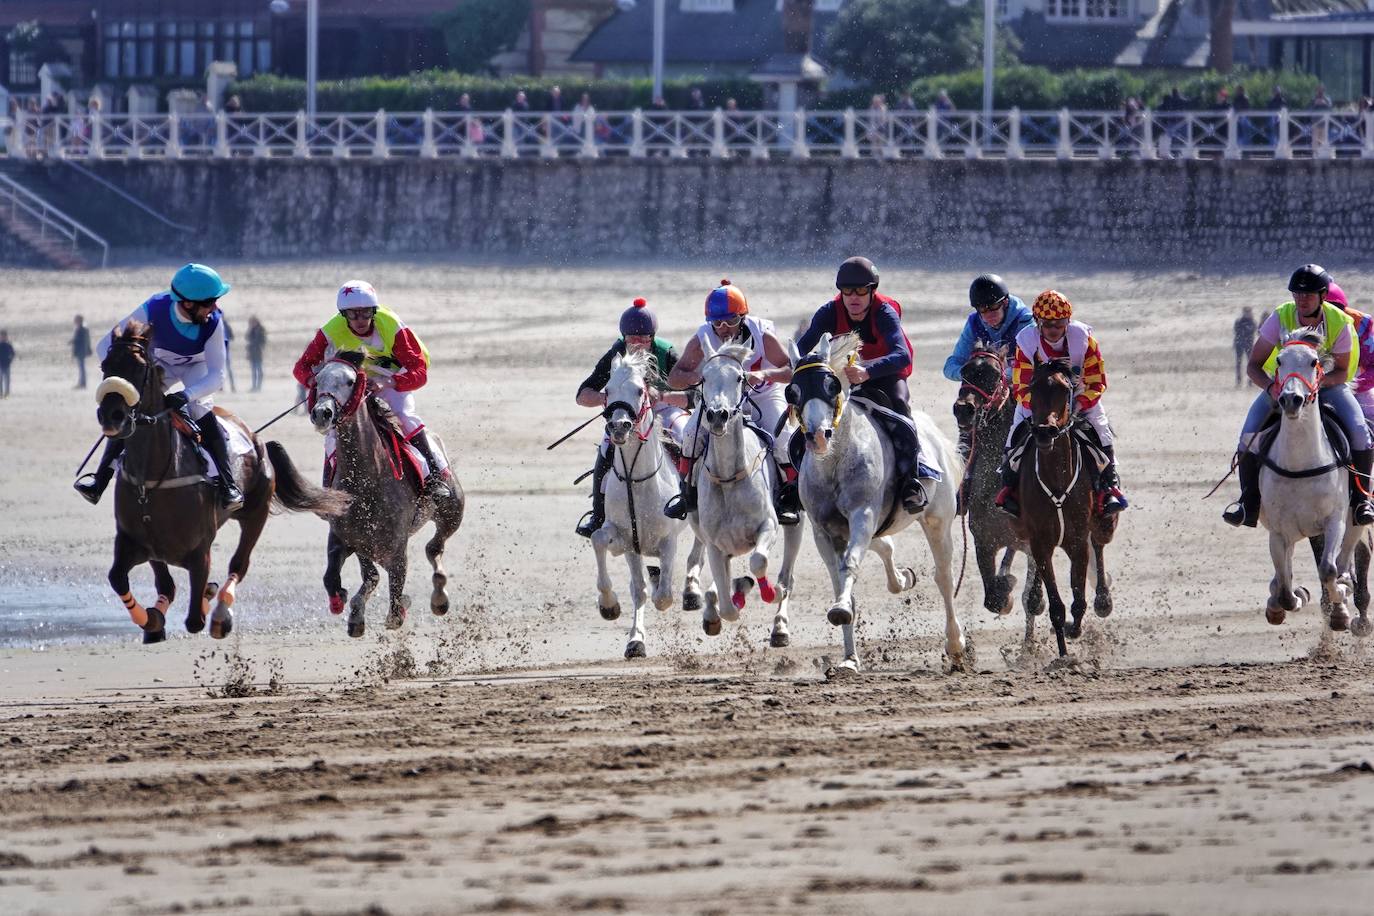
818;332;833;364
787;338;801;366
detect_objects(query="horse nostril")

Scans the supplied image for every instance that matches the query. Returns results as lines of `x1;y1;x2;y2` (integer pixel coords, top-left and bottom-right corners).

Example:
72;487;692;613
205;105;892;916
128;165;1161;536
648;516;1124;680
824;429;834;440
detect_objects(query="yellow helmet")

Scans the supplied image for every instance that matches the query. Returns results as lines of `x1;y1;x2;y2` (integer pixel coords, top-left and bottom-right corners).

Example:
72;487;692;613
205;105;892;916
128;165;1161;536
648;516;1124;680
1033;289;1073;321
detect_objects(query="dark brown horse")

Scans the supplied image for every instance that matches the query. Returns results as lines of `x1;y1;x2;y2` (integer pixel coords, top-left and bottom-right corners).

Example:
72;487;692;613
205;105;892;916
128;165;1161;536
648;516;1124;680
953;342;1042;619
1016;358;1116;656
95;322;348;643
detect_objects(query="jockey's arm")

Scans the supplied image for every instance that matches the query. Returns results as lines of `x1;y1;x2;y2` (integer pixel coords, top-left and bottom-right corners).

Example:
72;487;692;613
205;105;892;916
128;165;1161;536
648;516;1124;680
793;306;832;361
752;331;794;386
942;316;977;383
96;304;150;361
181;320;227;402
1324;349;1351;388
576;386;606;409
388;328;428;392
292;329;330;388
851;305;911;383
665;336;705;390
1245;336;1276;392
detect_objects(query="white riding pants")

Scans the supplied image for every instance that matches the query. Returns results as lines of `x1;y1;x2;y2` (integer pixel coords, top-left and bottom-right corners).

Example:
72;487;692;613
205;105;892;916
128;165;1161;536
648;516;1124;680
1009;401;1114;448
162;362;214;420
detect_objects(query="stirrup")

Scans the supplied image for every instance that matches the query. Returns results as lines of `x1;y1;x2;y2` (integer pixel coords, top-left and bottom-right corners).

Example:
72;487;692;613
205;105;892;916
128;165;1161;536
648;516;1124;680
1099;488;1128;515
219;482;244;512
1355;500;1374;527
902;479;928;514
73;472;104;505
575;510;602;539
994;485;1020;519
664;491;694;520
1222;500;1257;528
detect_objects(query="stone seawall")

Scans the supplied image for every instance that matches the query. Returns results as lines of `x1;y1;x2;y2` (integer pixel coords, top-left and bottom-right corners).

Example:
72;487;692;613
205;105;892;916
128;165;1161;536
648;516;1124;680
85;158;1374;266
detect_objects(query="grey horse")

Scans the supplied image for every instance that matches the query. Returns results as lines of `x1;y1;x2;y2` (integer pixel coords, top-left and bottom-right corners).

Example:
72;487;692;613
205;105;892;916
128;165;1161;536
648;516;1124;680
309;354;465;638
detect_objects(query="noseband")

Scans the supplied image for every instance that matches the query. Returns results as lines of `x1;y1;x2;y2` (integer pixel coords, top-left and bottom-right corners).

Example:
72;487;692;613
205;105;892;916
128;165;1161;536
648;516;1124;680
957;349;1008;413
313;357;368;424
700;352;751;428
1031;365;1075;440
788;360;845;436
96;338;155;418
1276;338;1323;405
604;385;653;442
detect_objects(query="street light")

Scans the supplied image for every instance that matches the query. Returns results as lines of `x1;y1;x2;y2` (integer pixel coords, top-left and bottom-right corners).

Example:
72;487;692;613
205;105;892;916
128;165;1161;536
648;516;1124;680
270;0;318;117
616;0;664;102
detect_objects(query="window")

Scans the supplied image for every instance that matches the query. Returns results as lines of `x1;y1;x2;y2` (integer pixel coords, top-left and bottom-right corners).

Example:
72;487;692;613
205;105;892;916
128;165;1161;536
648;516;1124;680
681;0;733;11
101;18;267;80
1046;0;1131;20
9;52;36;86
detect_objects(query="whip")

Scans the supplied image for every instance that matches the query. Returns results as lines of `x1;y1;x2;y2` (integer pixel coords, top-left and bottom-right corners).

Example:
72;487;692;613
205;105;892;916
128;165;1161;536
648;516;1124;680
254;396;310;434
546;414;601;450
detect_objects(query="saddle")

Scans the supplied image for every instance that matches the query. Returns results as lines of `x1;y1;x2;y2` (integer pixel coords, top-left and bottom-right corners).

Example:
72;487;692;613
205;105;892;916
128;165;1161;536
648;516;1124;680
1008;418;1111;481
366;395;426;489
785;398;941;482
1253;402;1350;474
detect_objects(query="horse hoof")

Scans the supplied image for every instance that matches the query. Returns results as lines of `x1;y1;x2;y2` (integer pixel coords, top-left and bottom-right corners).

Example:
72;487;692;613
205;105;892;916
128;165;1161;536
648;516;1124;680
732;576;755;596
1094;595;1113;618
624;640;646;659
599;603;621;621
185;614;205;635
827;605;853;627
731;591;746;611
347;620;365;638
758;578;777;604
1294;586;1311;609
210;612;233;640
142;628;166;645
1265;605;1286;626
769;630;790;648
1351;616;1373;638
703;618;721;637
204;582;218;600
903;567;918;591
385;610;406;630
1066;620;1082;640
431;595;450;616
1330;607;1351;632
682;591;703;612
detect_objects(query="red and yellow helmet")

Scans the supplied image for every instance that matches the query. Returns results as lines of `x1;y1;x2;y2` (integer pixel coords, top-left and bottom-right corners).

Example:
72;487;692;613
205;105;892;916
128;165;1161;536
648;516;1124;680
704;279;748;322
1033;289;1073;321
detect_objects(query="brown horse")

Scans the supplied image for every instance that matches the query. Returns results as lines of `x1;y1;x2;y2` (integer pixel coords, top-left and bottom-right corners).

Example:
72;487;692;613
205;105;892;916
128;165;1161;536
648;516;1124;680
1016;357;1116;656
95;323;348;643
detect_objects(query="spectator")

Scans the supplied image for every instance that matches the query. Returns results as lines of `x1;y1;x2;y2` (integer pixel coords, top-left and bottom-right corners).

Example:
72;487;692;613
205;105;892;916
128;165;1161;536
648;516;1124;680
1360;97;1373;145
1212;87;1230;110
1233;306;1257;387
571;91;594;144
1121;96;1143;148
688;87;706;111
1312;84;1333;150
650;95;668;111
0;329;13;398
222;317;237;393
1154;86;1188;157
1232;86;1252;146
223;94;242;114
724;98;738;112
457;92;473;112
934;89;954;112
865;93;888;152
1266;85;1287;147
71;314;91;389
513;90;530;112
459;92;485;145
547;85;571;147
246;316;267;393
1232;85;1250;111
1312;84;1332;110
548;85;564;112
895;91;917;111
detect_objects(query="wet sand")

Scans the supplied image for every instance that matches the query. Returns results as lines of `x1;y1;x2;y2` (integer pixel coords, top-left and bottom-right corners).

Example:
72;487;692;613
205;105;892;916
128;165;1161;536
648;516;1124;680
2;261;1374;914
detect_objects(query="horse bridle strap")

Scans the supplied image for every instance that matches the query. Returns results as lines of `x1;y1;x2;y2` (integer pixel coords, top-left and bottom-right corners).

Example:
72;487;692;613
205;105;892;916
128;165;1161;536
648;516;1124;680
604;393;654;442
789;361;846;435
704;443;766;486
1034;436;1082;549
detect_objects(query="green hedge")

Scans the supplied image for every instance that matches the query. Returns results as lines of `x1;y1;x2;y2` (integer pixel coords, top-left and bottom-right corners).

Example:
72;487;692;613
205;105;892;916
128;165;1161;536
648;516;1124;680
230;72;765;112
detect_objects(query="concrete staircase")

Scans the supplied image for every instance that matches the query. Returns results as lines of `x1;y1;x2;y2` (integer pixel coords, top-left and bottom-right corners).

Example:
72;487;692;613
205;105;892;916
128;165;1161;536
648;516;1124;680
0;163;108;269
0;205;91;269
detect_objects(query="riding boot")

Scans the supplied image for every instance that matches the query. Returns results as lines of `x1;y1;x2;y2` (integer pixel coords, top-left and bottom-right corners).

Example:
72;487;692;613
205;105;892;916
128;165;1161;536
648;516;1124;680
774;463;801;525
1096;445;1128;515
1222;452;1261;528
200;413;245;511
409;430;452;498
994;422;1030;519
575;445;611;538
73;438;125;505
1351;449;1374;526
664;457;697;519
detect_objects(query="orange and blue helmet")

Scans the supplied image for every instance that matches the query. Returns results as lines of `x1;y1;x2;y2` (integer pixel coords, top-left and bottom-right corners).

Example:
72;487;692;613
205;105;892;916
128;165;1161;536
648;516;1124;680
704;279;748;322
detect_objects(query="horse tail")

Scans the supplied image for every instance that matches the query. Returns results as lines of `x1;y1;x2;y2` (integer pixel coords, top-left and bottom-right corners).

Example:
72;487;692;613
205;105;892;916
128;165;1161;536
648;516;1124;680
265;441;351;519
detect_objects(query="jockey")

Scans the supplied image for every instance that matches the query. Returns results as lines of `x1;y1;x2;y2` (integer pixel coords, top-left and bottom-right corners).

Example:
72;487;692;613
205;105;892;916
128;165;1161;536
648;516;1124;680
292;281;451;496
1326;280;1374;433
995;289;1127;518
75;263;243;510
574;297;691;538
1224;264;1374;528
663;279;797;523
944;273;1035;468
794;256;928;514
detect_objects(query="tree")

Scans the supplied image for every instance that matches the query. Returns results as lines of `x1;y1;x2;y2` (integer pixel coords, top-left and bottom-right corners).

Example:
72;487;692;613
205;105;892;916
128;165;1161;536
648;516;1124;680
1207;0;1235;73
825;0;1016;90
5;20;70;65
437;0;531;75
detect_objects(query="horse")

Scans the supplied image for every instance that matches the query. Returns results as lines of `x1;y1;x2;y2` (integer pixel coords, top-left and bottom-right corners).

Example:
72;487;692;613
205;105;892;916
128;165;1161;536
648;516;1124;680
1308;532;1374;636
94;322;347;644
589;348;695;659
1256;327;1362;632
1016;357;1116;656
690;343;803;646
309;354;465;638
952;341;1042;620
788;332;964;673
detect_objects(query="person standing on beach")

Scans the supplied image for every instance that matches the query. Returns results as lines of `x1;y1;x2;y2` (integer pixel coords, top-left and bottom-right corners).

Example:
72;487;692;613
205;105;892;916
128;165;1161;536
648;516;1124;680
246;316;267;392
0;330;14;398
1233;306;1257;387
71;315;91;388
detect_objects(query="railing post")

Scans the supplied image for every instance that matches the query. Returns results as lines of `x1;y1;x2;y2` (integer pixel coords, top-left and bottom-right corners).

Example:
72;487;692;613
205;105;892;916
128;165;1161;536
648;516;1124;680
1138;110;1156;160
1275;108;1292;160
166;114;181;160
751;114;769;159
10;109;26;159
711;108;728;158
1056;108;1072;160
1181;112;1199;160
502;109;518;158
842;108;859;159
294;110;309;158
541;114;558;158
1224;110;1241;160
1007;108;1024;160
923;107;942;159
581;106;600;159
372;109;388;158
630;108;646;158
421;108;437;159
215;111;230;158
1363;111;1374;160
792;108;809;159
1097;112;1114;160
1316;113;1335;159
131;116;146;160
90;111;104;159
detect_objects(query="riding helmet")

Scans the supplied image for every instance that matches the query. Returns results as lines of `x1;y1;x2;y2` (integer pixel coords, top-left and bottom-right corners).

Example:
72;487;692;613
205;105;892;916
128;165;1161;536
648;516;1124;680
619;297;657;337
704;279;749;321
1032;289;1073;321
969;274;1010;309
835;257;879;290
1288;264;1332;295
337;280;379;311
170;263;231;303
1326;280;1349;308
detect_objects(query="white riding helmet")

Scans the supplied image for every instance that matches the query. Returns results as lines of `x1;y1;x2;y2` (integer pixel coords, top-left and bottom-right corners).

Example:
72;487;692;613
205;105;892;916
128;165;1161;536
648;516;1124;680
337;280;379;312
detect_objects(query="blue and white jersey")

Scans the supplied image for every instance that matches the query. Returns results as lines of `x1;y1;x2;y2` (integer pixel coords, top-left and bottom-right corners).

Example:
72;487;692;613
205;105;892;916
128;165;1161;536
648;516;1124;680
942;294;1034;383
97;292;228;403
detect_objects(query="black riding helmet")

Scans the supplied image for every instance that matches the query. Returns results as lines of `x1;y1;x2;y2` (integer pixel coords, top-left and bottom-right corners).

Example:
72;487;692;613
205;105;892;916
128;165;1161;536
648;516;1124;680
1288;264;1332;296
969;273;1010;309
836;256;879;290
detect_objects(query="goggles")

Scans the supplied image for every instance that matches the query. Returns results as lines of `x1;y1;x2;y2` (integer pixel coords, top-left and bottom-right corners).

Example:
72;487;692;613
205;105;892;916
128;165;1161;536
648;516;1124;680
343;307;377;322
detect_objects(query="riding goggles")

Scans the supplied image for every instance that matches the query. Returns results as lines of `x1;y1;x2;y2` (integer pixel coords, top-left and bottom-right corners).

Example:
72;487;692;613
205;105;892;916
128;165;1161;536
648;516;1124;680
343;307;377;321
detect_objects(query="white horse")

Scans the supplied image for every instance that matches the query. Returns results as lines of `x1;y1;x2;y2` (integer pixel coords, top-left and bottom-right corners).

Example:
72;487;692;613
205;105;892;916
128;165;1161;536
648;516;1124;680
690;343;803;646
790;333;965;672
1258;327;1363;632
590;349;694;658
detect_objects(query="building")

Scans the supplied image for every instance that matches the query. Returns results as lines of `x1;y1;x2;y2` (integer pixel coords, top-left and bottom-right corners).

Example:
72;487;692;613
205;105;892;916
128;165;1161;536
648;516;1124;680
1234;1;1374;101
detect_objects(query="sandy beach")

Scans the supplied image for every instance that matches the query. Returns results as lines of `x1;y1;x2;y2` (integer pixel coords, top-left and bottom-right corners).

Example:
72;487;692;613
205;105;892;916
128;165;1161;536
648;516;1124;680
2;260;1373;914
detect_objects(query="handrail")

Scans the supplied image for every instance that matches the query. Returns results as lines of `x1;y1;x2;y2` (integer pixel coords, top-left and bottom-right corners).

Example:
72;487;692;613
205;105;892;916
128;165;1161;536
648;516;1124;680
59;159;194;232
5;107;1373;163
0;173;110;267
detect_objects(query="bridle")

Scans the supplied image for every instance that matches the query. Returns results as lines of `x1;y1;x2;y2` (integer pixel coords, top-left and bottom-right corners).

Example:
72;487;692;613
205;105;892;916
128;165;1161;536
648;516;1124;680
699;352;765;485
787;360;846;436
603;372;664;557
96;336;156;426
1031;364;1075;442
1275;338;1323;405
957;348;1009;415
603;386;654;443
312;356;368;426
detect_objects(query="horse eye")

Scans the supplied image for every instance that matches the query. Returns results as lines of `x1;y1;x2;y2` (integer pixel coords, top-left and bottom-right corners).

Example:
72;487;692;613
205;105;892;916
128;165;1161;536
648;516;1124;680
785;384;801;405
1310;358;1318;368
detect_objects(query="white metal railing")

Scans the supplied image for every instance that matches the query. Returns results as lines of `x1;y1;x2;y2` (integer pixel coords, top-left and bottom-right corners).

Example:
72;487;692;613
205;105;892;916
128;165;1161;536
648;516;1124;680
0;173;109;267
5;107;1374;162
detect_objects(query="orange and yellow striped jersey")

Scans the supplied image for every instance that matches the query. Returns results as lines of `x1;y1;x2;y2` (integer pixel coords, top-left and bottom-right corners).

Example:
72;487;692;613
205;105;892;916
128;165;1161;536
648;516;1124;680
1011;326;1106;410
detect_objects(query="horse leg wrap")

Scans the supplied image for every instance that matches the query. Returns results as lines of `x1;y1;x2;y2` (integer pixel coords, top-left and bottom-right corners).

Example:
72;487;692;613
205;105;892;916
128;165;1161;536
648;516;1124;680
217;574;239;608
758;576;776;604
731;590;747;611
120;592;148;629
329;592;346;615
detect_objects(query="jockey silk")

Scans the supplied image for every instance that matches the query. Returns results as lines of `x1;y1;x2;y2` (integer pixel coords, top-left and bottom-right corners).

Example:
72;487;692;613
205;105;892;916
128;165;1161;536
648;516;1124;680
1261;300;1358;378
831;293;914;380
1011;320;1106;410
145;293;221;360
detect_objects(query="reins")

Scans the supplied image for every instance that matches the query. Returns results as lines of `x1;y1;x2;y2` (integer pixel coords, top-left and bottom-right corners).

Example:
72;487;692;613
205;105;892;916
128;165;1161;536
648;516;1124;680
606;383;665;556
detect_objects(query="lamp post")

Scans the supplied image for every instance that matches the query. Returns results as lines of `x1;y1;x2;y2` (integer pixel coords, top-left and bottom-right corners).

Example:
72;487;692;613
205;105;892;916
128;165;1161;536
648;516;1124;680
270;0;318;116
982;0;994;122
618;0;664;102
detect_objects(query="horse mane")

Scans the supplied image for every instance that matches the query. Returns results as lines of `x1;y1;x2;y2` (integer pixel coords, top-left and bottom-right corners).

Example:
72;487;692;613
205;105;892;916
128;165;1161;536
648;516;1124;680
334;350;366;368
826;332;862;375
113;320;150;345
1281;326;1324;349
616;345;657;383
1032;356;1074;383
712;342;753;368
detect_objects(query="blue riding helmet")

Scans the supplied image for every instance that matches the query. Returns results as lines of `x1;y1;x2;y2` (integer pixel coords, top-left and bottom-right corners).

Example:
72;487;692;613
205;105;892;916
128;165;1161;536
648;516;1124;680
619;297;657;336
169;263;231;303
